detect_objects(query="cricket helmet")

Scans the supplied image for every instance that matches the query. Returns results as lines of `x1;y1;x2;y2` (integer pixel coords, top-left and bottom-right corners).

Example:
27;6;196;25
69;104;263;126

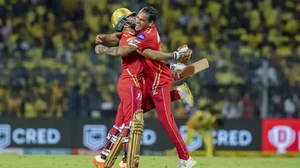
111;8;136;32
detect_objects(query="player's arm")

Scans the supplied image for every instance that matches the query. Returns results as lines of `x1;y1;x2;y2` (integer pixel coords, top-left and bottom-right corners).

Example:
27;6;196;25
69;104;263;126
95;43;176;59
136;44;192;62
95;44;137;57
95;33;122;44
95;43;176;58
136;49;174;60
131;33;192;62
95;44;192;62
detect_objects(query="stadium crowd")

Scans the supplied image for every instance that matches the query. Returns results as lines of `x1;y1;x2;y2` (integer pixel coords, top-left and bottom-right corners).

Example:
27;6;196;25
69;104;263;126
0;0;299;119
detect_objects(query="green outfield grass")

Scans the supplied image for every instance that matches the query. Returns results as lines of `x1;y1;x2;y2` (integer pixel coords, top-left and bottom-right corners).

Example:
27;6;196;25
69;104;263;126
0;155;299;168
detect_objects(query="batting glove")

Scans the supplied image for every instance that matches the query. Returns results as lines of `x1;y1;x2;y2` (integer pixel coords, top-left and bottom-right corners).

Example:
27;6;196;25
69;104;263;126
170;63;186;72
173;45;192;63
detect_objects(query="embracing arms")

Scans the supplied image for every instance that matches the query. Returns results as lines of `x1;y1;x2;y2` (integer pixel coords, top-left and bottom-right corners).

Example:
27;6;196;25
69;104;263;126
95;33;122;43
94;33;192;62
95;44;183;61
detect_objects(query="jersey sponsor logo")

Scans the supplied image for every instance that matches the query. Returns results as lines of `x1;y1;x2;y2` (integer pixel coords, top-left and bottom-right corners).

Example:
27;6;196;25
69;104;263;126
137;34;145;40
127;37;135;43
132;40;140;44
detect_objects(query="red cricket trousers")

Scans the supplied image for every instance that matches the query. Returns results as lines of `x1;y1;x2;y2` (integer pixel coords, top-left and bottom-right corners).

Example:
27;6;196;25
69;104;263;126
101;85;186;160
114;86;182;125
142;84;190;160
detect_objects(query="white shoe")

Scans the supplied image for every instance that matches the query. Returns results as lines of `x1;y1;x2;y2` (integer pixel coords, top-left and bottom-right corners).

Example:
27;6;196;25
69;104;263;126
176;83;194;107
177;157;196;168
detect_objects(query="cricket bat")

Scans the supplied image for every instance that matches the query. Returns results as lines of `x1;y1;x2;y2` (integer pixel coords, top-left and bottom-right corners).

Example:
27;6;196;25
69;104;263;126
174;58;209;82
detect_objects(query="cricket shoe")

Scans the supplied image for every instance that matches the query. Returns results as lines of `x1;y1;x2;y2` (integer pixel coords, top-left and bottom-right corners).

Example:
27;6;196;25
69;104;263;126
117;160;139;168
176;83;194;107
177;157;197;168
92;155;105;168
117;161;127;168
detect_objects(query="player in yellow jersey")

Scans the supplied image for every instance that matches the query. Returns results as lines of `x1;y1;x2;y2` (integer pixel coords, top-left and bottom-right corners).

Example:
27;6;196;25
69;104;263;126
166;106;223;157
185;108;221;156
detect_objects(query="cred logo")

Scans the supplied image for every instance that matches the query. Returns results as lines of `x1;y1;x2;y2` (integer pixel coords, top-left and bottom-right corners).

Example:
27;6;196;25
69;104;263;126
0;124;61;149
268;126;296;154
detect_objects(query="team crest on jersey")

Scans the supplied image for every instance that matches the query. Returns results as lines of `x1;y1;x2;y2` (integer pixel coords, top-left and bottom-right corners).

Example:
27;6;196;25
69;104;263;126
137;34;145;40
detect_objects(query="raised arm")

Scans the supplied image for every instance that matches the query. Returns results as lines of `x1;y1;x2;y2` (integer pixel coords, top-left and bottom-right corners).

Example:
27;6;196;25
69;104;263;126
95;33;122;44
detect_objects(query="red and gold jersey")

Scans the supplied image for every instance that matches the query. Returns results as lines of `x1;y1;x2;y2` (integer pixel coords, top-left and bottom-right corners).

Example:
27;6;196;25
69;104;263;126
130;25;172;88
118;31;144;88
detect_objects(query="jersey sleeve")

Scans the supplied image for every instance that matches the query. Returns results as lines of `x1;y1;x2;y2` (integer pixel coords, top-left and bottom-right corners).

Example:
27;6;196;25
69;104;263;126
129;33;155;51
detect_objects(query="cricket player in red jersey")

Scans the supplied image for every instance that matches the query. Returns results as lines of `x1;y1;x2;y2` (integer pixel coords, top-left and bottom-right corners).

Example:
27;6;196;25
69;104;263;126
92;8;194;168
95;6;196;168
